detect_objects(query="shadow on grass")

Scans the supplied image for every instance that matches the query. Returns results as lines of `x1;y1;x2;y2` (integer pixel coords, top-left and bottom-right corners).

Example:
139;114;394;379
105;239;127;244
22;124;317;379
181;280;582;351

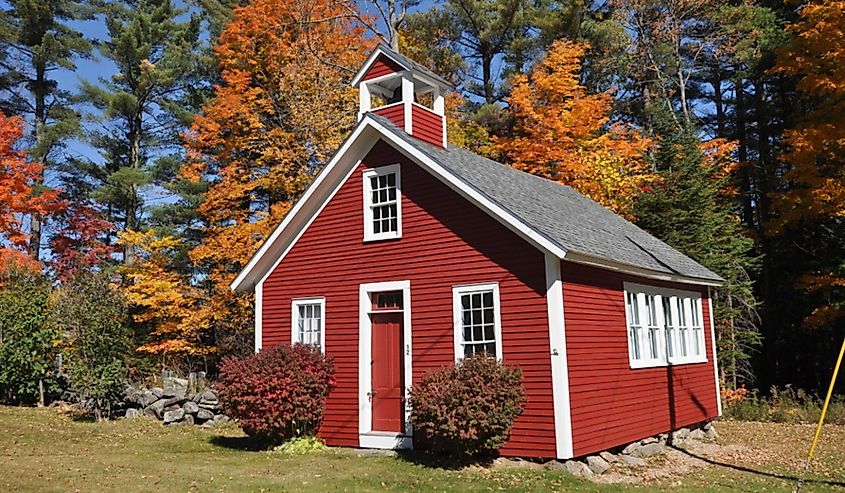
395;450;496;470
209;435;272;452
670;445;845;488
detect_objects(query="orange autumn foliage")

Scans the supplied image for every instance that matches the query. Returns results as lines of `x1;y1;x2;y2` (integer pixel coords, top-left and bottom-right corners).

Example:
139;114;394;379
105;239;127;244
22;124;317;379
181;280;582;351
118;230;213;358
771;1;845;326
184;0;371;352
496;41;656;219
0;112;65;252
0;248;42;279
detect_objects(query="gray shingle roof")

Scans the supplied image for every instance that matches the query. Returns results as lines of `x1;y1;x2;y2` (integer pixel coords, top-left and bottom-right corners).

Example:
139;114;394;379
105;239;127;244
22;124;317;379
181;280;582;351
376;44;454;89
370;113;723;283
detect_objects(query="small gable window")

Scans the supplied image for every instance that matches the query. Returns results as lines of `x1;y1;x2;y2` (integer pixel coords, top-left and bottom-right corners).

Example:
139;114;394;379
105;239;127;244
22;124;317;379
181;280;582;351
453;283;503;360
292;298;325;351
363;164;402;241
624;283;707;368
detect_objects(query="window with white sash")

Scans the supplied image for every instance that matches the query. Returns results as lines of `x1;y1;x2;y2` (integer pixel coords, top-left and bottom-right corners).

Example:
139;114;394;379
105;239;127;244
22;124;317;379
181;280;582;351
363;164;402;241
453;283;503;360
624;283;707;368
292;298;325;351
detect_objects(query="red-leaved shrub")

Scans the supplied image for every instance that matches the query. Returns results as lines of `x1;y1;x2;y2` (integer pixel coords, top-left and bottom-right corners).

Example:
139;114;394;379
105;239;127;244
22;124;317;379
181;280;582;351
409;354;526;456
217;344;335;443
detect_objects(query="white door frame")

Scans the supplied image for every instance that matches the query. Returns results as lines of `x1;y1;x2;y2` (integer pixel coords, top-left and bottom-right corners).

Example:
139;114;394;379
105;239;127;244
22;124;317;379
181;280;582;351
358;280;413;449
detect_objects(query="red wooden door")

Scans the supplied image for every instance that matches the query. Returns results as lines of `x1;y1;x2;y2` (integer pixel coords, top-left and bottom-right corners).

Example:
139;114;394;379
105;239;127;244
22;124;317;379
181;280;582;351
371;312;404;433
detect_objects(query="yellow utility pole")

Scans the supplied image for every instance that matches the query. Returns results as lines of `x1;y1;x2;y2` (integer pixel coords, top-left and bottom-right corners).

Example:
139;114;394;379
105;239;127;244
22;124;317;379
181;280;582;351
795;335;845;493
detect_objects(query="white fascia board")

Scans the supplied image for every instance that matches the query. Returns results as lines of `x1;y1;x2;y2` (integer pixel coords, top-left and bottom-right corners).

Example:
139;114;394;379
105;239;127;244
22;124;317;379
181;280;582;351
230;123;380;291
563;252;724;288
234;114;719;294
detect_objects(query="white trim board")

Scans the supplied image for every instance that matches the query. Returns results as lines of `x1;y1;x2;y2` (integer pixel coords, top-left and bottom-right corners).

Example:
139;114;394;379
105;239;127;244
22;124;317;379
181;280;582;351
708;287;722;416
351;45;454;90
231;122;380;291
254;280;263;353
545;254;574;459
358;280;413;449
231;116;564;292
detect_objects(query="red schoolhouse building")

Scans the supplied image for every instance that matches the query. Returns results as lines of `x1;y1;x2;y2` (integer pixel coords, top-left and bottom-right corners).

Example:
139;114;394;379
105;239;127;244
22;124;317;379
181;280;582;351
232;45;723;459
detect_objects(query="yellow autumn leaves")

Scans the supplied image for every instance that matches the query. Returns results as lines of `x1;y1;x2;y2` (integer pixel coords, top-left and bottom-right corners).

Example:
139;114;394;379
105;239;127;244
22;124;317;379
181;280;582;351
496;40;656;220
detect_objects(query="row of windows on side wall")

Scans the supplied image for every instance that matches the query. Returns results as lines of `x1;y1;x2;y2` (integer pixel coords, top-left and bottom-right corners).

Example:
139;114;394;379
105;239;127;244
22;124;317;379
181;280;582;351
624;282;708;369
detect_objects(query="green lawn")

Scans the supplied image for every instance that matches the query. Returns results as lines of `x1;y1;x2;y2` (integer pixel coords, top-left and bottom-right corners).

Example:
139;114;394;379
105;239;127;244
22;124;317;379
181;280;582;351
1;406;843;492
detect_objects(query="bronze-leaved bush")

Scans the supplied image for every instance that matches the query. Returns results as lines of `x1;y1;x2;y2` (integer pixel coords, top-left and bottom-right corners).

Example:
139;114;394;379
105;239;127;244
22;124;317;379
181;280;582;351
409;354;526;456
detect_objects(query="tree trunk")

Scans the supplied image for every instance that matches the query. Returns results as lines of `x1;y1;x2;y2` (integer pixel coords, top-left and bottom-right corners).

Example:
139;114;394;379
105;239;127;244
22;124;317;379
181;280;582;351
124;110;144;265
388;0;400;51
735;79;755;232
754;77;772;226
712;66;725;137
28;59;49;261
482;52;494;104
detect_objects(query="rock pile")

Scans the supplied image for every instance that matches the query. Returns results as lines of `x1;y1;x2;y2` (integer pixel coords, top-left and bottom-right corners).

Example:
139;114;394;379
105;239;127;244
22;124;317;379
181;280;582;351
533;421;719;478
123;373;229;427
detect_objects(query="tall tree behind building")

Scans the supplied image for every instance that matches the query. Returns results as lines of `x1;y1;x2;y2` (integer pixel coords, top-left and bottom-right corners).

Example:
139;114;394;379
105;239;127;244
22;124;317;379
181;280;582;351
77;0;201;263
496;40;655;219
768;0;845;390
0;0;93;260
184;0;370;356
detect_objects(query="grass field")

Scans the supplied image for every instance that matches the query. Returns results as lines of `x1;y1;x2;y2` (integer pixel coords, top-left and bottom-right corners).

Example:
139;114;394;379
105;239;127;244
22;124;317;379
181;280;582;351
1;406;843;492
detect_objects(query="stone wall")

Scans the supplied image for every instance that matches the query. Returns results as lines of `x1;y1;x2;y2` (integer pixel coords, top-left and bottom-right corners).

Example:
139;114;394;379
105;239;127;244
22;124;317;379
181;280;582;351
123;373;229;427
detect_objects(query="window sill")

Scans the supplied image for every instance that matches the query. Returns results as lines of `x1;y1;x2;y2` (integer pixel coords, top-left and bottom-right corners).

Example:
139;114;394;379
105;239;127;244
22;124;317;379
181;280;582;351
629;357;708;369
363;233;402;243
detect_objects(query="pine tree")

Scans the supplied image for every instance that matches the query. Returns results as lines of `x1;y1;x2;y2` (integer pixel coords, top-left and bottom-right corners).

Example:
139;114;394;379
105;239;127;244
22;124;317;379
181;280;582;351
78;0;201;263
403;0;534;104
0;0;93;260
635;129;761;387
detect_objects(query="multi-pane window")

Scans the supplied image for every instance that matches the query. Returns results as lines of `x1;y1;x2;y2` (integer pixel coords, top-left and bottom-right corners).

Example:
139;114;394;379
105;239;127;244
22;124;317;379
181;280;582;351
626;291;642;361
292;298;325;350
690;298;703;357
662;297;676;358
453;283;502;360
624;284;707;368
644;294;661;360
363;165;401;241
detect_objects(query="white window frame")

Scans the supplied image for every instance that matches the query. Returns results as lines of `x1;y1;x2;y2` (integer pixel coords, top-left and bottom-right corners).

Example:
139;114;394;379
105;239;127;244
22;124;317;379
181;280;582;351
452;282;503;361
362;164;402;242
624;283;707;369
291;297;326;352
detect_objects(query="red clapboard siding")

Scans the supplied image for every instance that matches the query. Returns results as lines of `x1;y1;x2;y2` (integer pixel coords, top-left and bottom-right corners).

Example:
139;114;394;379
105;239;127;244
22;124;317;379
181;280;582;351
562;262;718;457
262;140;556;458
364;54;403;81
411;104;444;147
373;104;404;130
